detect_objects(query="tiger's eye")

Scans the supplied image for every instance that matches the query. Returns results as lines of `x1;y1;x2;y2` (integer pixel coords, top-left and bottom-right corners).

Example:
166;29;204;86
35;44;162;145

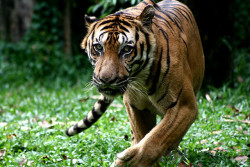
123;45;133;53
94;44;103;52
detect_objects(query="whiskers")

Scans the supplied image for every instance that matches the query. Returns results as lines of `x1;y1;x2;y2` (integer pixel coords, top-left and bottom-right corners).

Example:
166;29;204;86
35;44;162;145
84;80;95;92
127;77;148;100
84;76;148;101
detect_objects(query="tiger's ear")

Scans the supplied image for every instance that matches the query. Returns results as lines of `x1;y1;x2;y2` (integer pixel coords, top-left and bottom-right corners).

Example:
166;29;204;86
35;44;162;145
85;14;99;26
139;5;155;30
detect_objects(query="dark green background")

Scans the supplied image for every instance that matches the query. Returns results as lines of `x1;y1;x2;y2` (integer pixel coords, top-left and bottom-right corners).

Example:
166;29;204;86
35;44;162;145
0;0;249;88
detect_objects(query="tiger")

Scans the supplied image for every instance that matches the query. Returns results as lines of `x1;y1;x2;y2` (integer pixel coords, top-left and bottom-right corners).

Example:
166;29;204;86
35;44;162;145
66;0;205;166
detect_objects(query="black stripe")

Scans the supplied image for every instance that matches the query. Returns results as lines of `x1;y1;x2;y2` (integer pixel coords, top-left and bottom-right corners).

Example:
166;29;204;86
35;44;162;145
171;8;189;23
159;29;170;89
98;32;106;42
156;6;183;32
146;60;155;85
142;0;158;8
85;23;96;53
83;117;91;127
135;31;139;42
120;32;128;41
115;12;136;17
152;21;174;36
127;40;134;44
92;108;100;118
114;11;124;16
157;83;169;103
167;10;184;32
120;20;132;27
98;17;131;31
154;13;174;32
71;123;85;135
74;124;86;134
106;32;113;43
160;3;193;24
65;128;72;136
98;99;110;111
86;23;97;41
131;43;144;75
167;87;183;109
91;30;95;41
128;45;138;63
168;10;182;24
142;1;147;5
176;7;194;25
73;124;81;133
156;8;175;26
131;40;148;77
133;44;149;76
100;25;114;31
148;47;163;95
181;37;188;58
124;65;131;73
87;99;111;125
98;19;115;27
119;24;129;32
128;32;139;63
130;43;144;68
134;44;138;59
168;3;195;25
130;103;137;110
149;0;161;10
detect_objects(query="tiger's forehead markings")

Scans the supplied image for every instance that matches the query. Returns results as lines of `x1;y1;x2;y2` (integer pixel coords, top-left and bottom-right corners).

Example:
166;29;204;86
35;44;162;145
96;16;133;35
95;30;134;48
97;15;133;28
106;32;120;45
93;16;135;46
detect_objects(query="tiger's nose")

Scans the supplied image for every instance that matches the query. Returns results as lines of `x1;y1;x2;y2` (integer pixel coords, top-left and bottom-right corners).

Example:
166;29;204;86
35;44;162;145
99;73;129;85
99;72;117;84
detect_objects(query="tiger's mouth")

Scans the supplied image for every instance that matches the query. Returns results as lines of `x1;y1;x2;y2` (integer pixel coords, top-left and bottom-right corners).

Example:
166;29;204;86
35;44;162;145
94;81;128;97
97;86;126;97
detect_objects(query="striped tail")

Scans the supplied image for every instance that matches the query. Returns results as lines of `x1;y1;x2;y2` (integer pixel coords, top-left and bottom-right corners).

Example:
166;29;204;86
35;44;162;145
66;94;113;137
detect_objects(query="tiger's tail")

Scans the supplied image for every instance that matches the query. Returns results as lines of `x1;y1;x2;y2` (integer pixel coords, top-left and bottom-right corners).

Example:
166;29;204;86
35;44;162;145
66;94;113;137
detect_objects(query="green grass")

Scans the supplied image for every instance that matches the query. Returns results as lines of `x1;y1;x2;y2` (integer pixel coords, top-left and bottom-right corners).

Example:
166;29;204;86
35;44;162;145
0;80;249;166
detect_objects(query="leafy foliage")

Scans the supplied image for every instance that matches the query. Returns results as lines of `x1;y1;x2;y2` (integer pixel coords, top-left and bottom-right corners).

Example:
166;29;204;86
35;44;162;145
0;79;249;166
87;0;141;18
0;0;91;86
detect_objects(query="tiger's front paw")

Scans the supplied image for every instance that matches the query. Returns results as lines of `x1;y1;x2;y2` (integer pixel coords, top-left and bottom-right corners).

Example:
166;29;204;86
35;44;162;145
111;144;155;167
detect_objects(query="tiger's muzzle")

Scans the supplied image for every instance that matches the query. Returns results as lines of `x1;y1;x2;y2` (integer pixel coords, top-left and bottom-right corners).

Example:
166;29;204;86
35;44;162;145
93;75;129;97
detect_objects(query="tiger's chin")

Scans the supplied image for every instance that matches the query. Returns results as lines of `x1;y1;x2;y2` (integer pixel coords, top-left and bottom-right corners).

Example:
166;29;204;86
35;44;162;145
98;87;127;99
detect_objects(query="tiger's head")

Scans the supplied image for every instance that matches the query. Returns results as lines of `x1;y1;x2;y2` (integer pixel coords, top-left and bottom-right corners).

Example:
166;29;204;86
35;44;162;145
81;5;156;98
